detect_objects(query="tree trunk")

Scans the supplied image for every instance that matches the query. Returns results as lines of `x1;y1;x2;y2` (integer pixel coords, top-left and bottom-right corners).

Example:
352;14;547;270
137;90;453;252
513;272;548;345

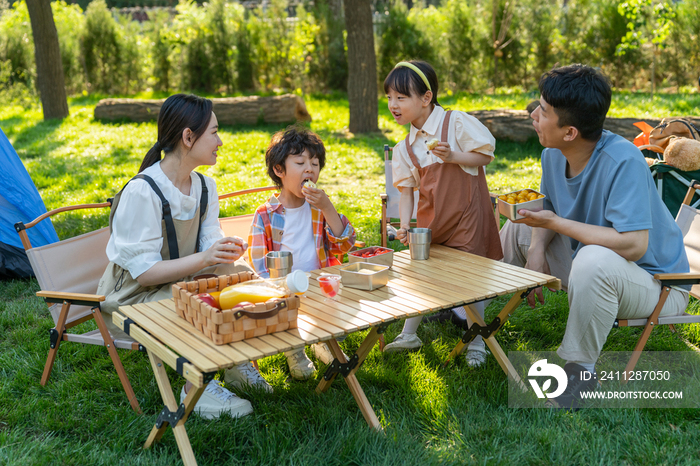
344;0;378;134
25;0;69;120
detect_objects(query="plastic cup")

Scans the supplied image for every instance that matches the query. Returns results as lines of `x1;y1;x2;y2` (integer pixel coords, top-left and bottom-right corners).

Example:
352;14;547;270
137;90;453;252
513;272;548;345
317;274;342;299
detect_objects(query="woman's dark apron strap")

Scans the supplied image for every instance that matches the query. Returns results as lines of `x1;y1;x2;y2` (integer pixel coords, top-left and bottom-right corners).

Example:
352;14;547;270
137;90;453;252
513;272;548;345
194;172;208;253
131;174;181;259
110;172;210;260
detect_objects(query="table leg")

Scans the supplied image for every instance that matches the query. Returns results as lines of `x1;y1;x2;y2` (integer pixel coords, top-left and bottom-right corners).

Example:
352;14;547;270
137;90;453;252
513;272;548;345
461;304;527;391
144;350;203;466
444;294;528;391
327;339;382;431
316;327;382;394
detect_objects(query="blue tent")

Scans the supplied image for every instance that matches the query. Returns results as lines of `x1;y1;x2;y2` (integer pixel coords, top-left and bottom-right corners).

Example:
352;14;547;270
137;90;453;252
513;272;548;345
0;127;58;279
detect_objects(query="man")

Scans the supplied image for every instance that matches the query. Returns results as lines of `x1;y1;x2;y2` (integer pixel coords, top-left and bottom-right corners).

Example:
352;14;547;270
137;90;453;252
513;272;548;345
500;64;690;409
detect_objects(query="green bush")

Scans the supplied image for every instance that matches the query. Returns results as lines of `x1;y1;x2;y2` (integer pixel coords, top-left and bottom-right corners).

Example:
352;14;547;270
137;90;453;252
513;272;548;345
81;0;123;94
52;1;85;95
308;1;347;92
236;14;255;92
0;1;33;86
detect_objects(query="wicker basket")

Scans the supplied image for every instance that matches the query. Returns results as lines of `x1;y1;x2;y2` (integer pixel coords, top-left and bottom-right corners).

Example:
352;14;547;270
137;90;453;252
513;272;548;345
172;271;299;345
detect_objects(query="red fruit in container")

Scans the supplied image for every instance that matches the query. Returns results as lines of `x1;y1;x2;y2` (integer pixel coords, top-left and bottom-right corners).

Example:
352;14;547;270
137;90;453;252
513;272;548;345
196;293;220;309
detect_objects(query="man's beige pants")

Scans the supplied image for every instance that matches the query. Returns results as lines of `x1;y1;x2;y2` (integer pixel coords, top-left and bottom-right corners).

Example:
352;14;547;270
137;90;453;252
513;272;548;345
500;221;689;364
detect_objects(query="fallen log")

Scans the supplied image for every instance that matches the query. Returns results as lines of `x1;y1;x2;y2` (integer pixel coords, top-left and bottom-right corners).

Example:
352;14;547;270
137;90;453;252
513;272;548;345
94;94;312;125
468;109;700;142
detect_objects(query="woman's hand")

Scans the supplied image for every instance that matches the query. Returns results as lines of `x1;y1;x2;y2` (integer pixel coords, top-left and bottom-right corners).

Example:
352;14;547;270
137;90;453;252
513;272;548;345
203;236;247;266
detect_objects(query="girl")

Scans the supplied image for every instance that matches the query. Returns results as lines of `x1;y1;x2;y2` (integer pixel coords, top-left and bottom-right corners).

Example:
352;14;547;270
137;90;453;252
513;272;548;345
97;94;267;420
382;61;503;367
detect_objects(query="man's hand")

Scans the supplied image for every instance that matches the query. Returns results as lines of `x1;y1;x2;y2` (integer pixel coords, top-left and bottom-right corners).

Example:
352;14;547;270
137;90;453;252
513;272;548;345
524;249;551;308
513;209;558;228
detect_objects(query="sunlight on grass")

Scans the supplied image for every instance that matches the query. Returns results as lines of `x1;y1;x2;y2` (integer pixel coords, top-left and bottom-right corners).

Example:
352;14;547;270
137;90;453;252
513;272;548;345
406;352;449;421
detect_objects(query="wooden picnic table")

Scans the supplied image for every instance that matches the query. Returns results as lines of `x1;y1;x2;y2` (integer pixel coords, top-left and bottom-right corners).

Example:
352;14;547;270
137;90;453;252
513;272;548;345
113;245;560;465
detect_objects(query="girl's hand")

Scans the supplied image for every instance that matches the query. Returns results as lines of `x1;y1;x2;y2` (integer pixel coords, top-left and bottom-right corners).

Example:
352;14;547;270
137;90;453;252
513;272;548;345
302;185;333;211
431;142;453;162
396;227;409;246
203;236;247;266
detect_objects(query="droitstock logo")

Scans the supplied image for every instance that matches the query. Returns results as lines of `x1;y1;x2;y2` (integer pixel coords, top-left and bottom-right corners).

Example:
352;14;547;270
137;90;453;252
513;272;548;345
527;359;567;399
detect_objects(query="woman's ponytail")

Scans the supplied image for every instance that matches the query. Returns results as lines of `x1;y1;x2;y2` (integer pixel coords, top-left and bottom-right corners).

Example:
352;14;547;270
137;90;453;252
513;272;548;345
138;141;163;173
136;94;213;174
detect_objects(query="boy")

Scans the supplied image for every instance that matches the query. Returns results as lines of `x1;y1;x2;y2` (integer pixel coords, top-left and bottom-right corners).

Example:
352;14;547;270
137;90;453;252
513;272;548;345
500;64;689;409
246;126;356;379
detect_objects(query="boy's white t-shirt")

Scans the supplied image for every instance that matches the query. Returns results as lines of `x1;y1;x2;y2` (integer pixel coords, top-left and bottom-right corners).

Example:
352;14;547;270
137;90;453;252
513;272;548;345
279;201;320;272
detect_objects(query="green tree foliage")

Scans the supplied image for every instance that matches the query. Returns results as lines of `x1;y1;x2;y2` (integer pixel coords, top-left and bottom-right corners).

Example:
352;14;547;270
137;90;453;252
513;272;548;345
377;0;434;86
2;0;700;99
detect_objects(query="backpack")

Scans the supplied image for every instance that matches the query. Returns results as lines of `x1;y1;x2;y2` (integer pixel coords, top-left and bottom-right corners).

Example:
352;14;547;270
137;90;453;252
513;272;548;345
649;118;700;150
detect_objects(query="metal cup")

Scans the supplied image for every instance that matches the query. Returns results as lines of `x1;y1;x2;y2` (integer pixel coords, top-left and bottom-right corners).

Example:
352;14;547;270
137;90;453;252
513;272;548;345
266;251;293;278
408;228;432;260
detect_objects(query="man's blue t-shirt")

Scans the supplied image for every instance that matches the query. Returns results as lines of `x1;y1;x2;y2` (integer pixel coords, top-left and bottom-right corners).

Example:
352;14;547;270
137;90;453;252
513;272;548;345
540;130;689;277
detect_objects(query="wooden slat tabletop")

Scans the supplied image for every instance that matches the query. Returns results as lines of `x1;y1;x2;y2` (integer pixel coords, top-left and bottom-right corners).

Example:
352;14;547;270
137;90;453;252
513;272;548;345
118;245;560;373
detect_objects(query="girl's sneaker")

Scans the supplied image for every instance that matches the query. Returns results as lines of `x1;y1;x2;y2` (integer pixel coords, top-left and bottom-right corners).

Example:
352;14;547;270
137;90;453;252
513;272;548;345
465;347;488;367
224;362;273;393
285;347;316;380
180;380;253;420
382;332;422;353
310;342;348;365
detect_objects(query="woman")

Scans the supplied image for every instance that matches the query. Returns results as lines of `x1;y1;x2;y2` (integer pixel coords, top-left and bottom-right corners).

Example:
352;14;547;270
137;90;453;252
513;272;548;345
98;93;261;420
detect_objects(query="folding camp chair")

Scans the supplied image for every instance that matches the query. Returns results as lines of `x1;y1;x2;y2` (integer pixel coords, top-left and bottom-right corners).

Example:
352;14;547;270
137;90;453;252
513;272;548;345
380;144;500;248
643;144;700;218
14;200;143;413
219;186;279;238
614;180;700;381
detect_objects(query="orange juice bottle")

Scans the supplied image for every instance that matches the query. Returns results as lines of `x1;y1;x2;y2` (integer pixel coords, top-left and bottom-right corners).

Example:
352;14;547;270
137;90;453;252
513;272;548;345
219;270;308;310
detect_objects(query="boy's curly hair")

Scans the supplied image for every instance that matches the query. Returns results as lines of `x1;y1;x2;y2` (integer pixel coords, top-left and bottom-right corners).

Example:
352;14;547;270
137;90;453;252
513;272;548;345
266;125;325;188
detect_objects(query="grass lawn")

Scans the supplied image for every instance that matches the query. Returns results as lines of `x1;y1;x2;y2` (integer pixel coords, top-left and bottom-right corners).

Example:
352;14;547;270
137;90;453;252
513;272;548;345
1;91;700;465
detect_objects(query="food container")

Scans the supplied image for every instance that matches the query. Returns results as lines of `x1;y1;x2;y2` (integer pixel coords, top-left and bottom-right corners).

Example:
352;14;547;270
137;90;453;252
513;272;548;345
497;189;546;221
348;246;394;268
339;263;389;291
172;271;299;345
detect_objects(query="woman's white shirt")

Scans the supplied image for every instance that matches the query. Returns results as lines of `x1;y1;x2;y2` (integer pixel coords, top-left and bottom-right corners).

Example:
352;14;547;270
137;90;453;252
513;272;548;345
106;161;223;278
391;105;496;189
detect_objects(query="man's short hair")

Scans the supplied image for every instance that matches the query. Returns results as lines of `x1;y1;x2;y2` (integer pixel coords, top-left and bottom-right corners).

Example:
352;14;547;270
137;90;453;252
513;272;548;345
265;125;325;188
539;64;612;141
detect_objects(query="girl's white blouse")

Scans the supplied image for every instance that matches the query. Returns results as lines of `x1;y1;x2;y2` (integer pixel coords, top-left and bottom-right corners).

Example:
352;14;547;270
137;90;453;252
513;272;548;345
105;161;223;278
392;105;496;189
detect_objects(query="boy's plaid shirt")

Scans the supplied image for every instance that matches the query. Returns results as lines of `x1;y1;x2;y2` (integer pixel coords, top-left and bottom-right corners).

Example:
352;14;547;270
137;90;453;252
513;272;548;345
247;194;356;278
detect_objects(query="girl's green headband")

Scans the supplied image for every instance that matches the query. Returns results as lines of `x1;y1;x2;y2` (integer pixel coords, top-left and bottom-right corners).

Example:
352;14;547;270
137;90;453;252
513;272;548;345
394;62;432;92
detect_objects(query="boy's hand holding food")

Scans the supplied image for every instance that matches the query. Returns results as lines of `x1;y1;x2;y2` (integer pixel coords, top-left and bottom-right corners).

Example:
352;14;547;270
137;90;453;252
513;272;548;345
302;181;333;212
